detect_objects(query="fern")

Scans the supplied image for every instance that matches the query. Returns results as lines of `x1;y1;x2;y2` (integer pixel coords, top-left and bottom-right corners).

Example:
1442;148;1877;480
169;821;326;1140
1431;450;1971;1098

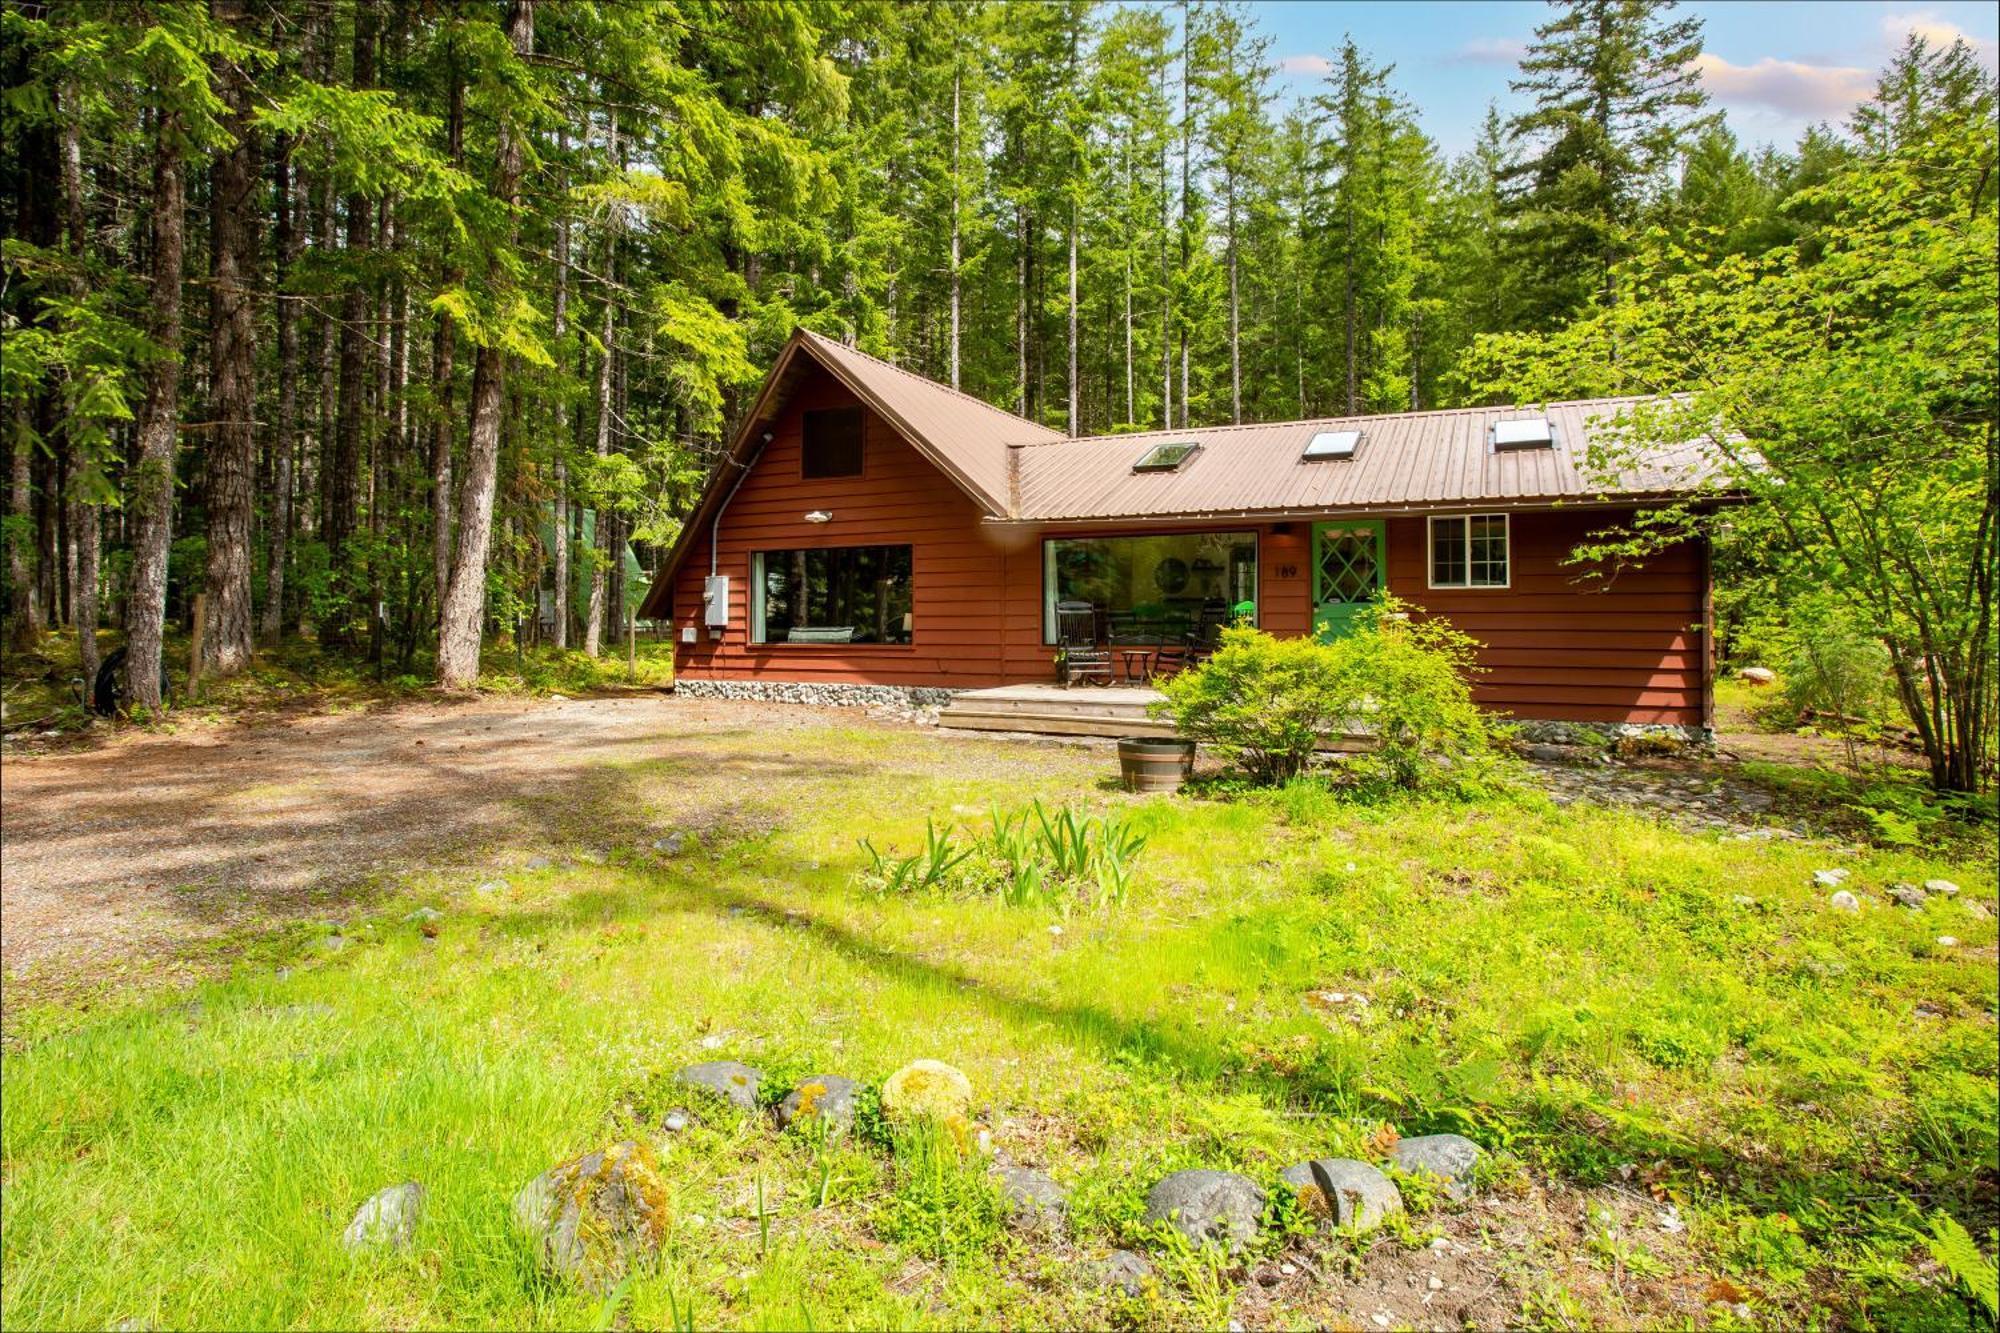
1925;1212;1999;1322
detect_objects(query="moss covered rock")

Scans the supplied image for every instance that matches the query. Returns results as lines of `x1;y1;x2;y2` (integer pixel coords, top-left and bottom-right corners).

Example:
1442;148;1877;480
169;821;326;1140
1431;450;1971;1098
511;1140;670;1291
776;1074;860;1131
880;1059;972;1122
1142;1169;1265;1252
675;1060;761;1110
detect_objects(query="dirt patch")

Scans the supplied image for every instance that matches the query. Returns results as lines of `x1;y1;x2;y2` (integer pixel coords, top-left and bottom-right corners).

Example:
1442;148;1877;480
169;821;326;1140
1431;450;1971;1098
1233;1180;1715;1331
2;693;1084;1002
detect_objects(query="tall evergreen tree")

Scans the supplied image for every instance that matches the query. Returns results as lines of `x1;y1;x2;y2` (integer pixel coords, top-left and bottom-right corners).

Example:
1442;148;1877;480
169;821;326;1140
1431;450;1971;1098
1501;0;1712;323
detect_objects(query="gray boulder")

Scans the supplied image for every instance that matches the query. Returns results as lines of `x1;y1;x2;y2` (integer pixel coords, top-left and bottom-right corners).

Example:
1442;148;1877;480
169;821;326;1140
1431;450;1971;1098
994;1164;1067;1231
1737;667;1776;685
1100;1249;1154;1297
676;1060;761;1110
1888;883;1928;909
512;1141;669;1291
1389;1134;1483;1202
1925;879;1960;898
1830;890;1861;913
1279;1158;1403;1231
776;1074;859;1131
342;1181;424;1252
1142;1169;1266;1252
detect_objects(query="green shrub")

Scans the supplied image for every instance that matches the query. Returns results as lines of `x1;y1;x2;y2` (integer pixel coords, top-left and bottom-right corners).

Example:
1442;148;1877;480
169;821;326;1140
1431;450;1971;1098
1151;624;1346;783
1152;596;1496;791
1333;597;1494;793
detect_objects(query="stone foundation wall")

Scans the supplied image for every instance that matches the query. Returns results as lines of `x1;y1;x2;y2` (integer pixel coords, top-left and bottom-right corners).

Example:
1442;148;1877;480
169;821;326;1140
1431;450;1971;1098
673;678;961;711
1510;719;1715;751
672;679;1712;750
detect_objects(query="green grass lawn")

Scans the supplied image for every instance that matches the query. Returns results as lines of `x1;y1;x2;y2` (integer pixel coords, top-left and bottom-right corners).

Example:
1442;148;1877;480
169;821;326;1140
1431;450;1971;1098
2;720;1994;1330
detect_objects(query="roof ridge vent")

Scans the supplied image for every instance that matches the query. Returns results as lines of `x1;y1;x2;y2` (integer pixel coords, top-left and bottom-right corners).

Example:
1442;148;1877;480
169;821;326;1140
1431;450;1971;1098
1491;416;1556;451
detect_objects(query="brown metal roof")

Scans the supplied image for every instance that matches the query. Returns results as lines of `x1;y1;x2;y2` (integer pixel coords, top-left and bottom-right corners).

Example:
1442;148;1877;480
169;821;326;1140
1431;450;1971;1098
641;334;1727;620
795;330;1064;515
1006;398;1725;522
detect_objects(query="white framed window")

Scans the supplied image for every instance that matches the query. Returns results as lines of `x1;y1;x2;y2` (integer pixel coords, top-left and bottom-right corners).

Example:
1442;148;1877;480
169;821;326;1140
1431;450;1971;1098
1428;513;1509;588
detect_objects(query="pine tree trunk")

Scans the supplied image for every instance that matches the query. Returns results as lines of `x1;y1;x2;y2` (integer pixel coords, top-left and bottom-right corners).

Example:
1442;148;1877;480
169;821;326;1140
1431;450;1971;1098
7;406;38;653
329;0;379;620
59;78;98;683
126;109;186;710
1015;204;1029;418
551;137;571;650
1124;243;1134;427
1067;198;1079;437
949;60;962;391
1227;174;1240;424
1177;16;1191;429
436;0;534;689
1343;238;1356;413
583;241;617;657
201;0;259;675
263;139;299;642
431;48;464;621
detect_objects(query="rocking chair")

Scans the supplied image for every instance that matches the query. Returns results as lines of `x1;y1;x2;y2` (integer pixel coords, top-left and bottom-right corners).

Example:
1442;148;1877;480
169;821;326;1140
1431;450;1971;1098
1055;600;1113;687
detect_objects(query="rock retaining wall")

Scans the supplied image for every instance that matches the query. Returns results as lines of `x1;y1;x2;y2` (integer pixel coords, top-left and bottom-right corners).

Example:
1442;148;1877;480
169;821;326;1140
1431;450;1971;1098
673;678;961;712
1511;719;1715;750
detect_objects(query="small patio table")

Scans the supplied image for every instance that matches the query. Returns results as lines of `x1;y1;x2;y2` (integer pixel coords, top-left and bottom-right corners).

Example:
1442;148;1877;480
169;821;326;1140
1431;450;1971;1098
1119;647;1155;684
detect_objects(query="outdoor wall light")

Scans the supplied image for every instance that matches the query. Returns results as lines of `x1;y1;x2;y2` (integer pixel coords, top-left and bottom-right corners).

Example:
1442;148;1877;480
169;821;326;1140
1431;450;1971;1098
804;510;833;523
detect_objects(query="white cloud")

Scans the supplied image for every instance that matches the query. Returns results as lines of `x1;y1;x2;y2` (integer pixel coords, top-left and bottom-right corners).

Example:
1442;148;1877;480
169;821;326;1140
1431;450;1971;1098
1880;10;2000;70
1691;52;1875;117
1449;36;1529;65
1276;53;1333;77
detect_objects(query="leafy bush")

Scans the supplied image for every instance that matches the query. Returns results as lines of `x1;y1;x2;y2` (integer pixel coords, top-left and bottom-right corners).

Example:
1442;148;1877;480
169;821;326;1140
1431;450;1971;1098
1334;597;1494;793
1153;596;1497;791
1151;624;1347;783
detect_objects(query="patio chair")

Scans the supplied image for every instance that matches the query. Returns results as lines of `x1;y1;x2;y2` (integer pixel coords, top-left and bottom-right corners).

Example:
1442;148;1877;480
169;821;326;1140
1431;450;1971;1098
1055;600;1114;687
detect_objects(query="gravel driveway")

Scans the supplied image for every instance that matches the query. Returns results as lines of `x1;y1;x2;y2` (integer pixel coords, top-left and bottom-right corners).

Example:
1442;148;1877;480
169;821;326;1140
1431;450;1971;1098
1;693;1094;1002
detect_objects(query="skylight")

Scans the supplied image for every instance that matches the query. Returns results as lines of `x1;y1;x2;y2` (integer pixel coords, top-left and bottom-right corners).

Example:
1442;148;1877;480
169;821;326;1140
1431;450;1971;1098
1303;429;1360;460
1133;441;1200;473
1491;418;1555;451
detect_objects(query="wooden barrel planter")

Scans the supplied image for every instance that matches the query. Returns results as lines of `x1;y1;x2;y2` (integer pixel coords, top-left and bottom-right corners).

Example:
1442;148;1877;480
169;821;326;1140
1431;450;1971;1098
1118;736;1195;793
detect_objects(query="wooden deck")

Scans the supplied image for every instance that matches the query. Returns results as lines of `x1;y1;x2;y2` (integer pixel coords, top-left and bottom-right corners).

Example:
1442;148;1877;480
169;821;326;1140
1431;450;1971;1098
936;684;1174;739
937;683;1373;749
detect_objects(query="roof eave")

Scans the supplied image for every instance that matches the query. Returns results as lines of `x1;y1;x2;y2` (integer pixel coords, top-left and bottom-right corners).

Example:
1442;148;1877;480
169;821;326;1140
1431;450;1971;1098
985;487;1745;528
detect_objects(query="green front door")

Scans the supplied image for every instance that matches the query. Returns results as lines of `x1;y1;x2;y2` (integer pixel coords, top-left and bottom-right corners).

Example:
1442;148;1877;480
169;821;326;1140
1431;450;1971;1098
1312;519;1385;640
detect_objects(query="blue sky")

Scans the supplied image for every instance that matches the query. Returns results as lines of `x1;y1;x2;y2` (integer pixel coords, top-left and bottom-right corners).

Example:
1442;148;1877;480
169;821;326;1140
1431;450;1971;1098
1245;1;2000;157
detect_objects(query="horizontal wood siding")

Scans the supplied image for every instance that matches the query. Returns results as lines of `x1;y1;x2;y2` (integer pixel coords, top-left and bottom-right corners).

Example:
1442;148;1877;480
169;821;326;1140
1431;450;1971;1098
674;381;1708;725
1383;511;1706;726
671;367;1018;687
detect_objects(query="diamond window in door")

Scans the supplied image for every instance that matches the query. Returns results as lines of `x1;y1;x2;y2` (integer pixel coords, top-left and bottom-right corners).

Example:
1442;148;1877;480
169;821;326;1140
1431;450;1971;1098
1317;528;1379;605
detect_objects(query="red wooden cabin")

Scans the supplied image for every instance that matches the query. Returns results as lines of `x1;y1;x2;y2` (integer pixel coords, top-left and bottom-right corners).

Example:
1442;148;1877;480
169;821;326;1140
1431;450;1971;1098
636;329;1726;736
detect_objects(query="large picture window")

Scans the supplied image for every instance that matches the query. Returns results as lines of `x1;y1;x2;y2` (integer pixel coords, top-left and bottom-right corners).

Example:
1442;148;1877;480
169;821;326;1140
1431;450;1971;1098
753;545;912;644
801;407;864;479
1429;513;1509;588
1043;532;1258;643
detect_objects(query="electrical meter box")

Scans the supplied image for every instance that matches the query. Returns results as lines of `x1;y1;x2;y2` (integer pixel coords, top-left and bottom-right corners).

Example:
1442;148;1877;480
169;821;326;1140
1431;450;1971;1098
702;575;730;628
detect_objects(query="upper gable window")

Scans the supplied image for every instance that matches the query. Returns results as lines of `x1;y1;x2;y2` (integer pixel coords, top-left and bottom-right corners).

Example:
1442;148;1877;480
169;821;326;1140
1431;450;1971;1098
802;407;864;479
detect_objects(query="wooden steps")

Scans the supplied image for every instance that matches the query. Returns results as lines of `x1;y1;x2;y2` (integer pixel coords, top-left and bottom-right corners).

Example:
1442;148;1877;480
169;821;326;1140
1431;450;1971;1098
936;683;1374;749
937;685;1170;739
